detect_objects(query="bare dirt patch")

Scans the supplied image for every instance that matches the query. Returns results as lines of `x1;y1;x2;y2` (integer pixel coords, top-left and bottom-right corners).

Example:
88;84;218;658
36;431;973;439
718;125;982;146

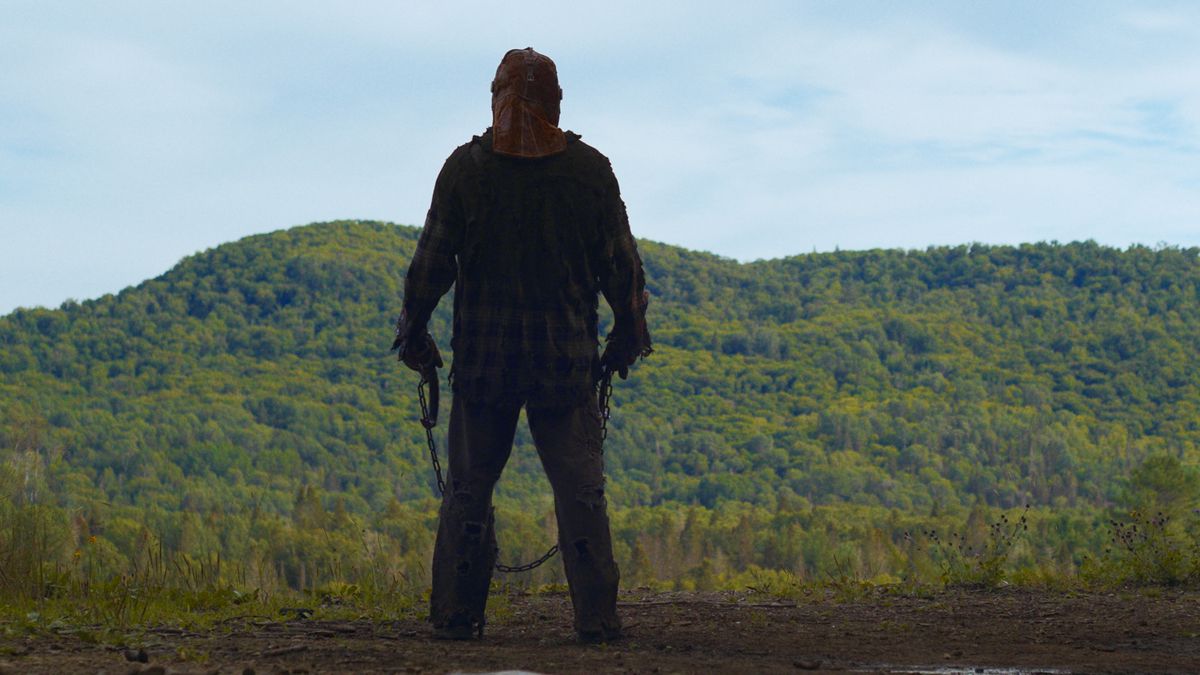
2;588;1198;674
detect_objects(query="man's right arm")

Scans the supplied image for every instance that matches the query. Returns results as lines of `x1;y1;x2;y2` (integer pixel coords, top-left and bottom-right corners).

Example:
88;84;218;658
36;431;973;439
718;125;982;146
596;168;651;376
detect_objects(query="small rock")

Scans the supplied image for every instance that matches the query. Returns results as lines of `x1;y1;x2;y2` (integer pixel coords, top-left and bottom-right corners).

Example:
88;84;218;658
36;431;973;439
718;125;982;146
793;658;823;670
123;648;149;663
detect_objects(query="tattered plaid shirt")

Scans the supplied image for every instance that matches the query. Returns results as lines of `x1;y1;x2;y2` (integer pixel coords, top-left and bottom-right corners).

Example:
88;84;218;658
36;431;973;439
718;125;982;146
395;129;650;406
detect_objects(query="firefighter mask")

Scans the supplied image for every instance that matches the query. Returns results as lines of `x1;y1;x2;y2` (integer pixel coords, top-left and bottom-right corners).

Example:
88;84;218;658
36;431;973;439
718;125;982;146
491;48;567;158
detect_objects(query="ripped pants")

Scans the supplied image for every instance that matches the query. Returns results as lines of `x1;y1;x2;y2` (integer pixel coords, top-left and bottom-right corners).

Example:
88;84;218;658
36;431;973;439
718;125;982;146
429;395;621;636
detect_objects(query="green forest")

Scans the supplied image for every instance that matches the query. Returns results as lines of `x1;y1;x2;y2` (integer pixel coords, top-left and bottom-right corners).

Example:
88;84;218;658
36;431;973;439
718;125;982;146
2;220;1199;598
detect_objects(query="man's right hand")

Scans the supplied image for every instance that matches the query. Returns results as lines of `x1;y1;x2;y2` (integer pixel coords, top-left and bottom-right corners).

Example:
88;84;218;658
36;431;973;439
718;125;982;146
601;340;634;380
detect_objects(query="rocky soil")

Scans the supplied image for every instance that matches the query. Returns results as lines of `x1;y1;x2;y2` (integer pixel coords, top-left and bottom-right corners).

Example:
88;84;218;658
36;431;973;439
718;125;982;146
2;587;1198;673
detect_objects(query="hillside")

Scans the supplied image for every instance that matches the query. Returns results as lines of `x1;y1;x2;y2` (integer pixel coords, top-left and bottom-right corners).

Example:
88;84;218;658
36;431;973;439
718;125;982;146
2;220;1199;587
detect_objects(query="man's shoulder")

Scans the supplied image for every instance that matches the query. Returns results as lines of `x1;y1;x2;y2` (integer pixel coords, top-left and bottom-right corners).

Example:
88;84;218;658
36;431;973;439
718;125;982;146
434;133;492;185
441;128;616;184
563;132;611;165
445;132;489;165
560;132;620;189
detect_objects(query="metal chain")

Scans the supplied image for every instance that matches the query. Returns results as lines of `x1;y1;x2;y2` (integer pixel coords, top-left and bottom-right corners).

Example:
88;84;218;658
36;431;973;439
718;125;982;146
598;369;614;442
494;542;561;574
417;375;445;495
416;368;615;574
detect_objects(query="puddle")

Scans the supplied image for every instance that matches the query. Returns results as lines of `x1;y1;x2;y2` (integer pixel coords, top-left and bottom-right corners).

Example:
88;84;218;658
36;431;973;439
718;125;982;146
883;662;1070;667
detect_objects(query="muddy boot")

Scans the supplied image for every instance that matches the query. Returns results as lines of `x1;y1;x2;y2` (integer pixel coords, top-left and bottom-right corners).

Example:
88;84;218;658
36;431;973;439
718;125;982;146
432;612;477;640
577;619;622;644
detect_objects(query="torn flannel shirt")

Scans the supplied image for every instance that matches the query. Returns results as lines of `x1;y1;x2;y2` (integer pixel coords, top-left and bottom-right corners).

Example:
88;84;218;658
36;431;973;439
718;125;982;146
396;128;651;406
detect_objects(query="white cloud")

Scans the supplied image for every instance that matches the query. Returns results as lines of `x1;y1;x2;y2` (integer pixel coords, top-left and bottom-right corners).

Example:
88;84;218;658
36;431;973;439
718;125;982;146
3;2;1200;314
1120;7;1198;34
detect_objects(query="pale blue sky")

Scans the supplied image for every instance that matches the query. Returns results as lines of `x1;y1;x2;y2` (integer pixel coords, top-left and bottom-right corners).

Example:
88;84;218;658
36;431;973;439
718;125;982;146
3;1;1199;314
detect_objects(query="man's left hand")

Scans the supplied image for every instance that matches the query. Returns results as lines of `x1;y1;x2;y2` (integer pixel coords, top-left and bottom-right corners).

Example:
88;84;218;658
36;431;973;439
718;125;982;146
397;332;443;373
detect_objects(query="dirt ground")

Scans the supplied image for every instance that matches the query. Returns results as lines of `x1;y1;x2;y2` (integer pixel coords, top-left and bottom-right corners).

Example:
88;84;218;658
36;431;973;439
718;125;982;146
2;587;1198;674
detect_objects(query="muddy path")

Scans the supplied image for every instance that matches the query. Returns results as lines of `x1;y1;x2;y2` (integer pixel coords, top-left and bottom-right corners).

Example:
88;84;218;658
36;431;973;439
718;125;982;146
2;588;1198;674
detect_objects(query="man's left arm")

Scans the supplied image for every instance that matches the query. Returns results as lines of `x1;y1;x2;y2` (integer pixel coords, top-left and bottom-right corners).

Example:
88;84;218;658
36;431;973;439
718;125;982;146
393;159;462;367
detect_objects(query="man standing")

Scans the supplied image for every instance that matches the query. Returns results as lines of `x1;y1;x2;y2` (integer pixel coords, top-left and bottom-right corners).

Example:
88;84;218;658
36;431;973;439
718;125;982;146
392;48;651;643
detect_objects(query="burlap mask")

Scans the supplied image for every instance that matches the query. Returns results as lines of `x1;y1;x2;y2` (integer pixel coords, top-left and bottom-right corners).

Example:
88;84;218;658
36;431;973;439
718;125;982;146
491;48;567;158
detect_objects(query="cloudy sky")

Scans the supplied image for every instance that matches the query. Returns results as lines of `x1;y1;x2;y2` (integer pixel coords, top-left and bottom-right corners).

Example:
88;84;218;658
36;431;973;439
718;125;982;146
2;1;1199;314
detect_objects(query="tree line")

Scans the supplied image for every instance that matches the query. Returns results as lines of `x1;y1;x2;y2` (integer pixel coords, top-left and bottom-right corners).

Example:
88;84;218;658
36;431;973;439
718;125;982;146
2;221;1198;591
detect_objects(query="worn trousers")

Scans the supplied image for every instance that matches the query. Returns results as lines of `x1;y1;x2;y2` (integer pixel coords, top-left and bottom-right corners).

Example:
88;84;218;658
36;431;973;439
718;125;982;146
429;394;621;635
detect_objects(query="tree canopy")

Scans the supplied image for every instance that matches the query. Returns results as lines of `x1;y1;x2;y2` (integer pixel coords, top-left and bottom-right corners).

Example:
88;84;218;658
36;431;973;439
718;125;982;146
2;220;1199;587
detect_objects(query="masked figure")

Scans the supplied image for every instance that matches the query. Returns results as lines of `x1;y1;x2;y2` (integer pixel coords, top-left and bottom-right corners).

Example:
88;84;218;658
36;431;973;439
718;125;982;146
392;47;651;642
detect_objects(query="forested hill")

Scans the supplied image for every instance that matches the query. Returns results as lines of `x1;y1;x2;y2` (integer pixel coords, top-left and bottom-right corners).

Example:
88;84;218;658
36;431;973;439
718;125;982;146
2;220;1199;526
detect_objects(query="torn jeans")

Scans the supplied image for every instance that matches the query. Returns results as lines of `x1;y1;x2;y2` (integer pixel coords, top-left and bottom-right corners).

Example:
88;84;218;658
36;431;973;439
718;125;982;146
429;395;621;636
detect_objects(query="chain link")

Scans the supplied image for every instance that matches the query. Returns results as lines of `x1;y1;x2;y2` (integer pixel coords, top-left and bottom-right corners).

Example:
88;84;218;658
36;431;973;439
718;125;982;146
416;368;615;574
494;543;561;574
598;369;614;443
417;375;445;495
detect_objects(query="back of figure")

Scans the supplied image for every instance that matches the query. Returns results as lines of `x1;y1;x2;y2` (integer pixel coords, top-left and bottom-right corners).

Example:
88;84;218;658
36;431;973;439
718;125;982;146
434;128;642;405
393;48;650;642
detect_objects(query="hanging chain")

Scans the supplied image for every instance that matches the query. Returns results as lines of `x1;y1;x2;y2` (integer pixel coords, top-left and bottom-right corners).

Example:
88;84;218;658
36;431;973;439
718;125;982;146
494;541;561;574
417;374;445;495
598;368;614;442
416;367;615;574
